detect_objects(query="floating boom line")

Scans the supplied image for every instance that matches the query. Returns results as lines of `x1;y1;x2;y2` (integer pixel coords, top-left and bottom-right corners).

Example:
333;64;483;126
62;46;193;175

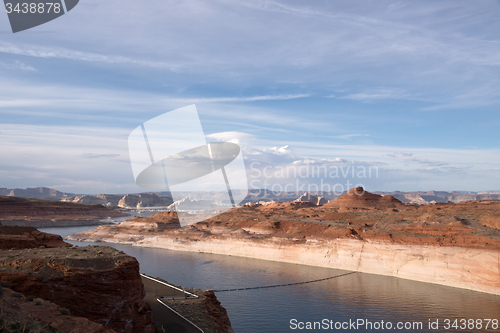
210;271;357;293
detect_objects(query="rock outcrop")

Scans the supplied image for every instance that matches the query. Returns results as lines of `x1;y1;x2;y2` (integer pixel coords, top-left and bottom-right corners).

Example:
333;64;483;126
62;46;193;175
202;291;234;333
168;198;219;211
325;187;404;210
295;192;326;206
118;193;173;208
0;225;71;249
0;246;154;333
149;276;234;333
62;194;124;207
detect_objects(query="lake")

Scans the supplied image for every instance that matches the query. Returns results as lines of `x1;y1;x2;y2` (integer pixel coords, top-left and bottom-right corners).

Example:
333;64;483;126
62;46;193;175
39;225;500;332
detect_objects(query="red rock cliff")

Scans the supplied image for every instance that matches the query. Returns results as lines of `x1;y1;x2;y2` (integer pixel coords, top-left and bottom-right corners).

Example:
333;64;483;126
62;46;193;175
0;225;71;249
203;291;234;333
0;246;154;333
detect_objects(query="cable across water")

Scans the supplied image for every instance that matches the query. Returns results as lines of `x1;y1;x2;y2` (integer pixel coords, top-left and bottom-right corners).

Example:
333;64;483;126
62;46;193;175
210;271;357;293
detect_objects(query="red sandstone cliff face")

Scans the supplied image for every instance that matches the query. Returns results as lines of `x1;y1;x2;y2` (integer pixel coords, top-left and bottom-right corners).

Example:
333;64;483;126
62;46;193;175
203;291;234;333
324;186;404;210
0;246;154;333
0;225;71;249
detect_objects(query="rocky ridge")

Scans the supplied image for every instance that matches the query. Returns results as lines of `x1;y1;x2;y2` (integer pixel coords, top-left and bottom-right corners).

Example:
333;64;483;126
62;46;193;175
0;196;128;227
0;223;71;249
62;193;174;209
325;187;404;210
0;187;73;200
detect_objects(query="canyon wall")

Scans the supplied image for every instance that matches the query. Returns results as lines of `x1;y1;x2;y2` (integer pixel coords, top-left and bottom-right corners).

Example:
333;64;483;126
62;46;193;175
71;233;500;296
140;237;500;295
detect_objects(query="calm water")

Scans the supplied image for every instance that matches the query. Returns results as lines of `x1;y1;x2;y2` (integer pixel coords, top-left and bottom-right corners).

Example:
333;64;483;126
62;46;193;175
40;226;500;333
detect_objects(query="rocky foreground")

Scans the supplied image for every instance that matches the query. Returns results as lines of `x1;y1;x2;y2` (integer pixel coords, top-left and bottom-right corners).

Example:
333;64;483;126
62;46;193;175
70;187;500;295
0;242;155;333
0;221;234;333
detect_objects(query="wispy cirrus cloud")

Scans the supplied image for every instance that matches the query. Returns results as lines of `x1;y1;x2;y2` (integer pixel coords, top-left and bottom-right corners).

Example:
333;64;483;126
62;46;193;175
326;134;371;140
81;153;121;159
336;88;425;102
0;60;37;72
0;42;179;71
406;158;448;167
170;94;310;103
386;152;413;158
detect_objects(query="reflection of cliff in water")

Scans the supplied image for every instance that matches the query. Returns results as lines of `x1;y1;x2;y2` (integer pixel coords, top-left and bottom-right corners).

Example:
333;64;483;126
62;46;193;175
63;239;500;333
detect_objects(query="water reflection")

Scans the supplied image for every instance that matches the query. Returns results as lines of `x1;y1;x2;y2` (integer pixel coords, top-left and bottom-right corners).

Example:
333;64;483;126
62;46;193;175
49;229;499;333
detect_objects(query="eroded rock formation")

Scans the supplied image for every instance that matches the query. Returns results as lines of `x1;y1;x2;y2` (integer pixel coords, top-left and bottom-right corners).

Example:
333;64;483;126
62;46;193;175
325;187;404;210
0;225;71;249
0;246;154;333
295;192;327;206
117;193;172;208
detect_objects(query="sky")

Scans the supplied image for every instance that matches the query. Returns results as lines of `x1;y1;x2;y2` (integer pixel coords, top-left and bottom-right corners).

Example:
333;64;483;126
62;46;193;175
1;0;500;194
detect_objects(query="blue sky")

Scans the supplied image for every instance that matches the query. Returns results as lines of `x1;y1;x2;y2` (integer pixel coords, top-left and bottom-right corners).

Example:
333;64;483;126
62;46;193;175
1;0;500;194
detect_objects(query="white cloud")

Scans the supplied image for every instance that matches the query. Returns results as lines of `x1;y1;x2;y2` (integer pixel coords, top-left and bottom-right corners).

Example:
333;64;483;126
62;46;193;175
170;94;310;103
0;124;135;193
327;134;371;140
206;131;254;145
0;60;37;72
386;152;413;158
406;158;448;166
337;88;423;102
1;123;499;192
0;42;179;71
265;145;293;155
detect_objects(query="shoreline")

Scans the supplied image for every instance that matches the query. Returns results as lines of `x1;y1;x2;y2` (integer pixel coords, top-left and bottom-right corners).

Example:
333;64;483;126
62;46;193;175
1;219;117;228
67;234;500;296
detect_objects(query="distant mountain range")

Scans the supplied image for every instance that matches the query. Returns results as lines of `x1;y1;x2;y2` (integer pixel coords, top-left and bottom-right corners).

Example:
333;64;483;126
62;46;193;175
1;187;499;208
375;190;500;204
0;187;173;208
0;187;74;200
